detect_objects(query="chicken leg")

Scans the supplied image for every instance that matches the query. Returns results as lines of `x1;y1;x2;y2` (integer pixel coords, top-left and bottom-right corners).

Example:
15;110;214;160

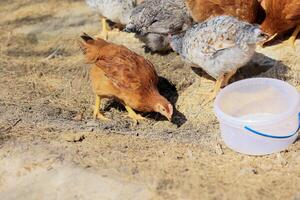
125;105;145;124
284;25;300;49
93;95;110;121
96;17;109;40
201;75;225;106
221;69;237;87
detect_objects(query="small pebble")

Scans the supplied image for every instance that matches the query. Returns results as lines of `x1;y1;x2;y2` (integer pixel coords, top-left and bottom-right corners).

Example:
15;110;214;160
276;153;287;166
62;133;85;142
86;121;98;127
215;143;224;155
73;112;83;121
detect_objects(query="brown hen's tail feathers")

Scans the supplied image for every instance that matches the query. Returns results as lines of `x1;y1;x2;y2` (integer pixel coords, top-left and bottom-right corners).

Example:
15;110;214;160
81;33;94;43
80;33;108;63
80;33;107;46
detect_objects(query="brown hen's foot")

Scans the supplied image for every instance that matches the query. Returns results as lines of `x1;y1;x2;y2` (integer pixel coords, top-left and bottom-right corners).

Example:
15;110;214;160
93;95;110;121
125;105;145;124
201;75;224;106
94;112;110;121
283;25;300;49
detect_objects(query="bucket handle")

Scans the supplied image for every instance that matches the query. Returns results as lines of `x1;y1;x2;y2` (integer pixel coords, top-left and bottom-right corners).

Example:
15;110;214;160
244;113;300;139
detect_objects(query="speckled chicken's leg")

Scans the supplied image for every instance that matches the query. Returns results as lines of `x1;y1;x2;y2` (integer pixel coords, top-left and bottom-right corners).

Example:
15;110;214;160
201;75;224;106
125;105;145;124
93;95;110;121
284;25;300;49
96;17;109;40
221;69;237;87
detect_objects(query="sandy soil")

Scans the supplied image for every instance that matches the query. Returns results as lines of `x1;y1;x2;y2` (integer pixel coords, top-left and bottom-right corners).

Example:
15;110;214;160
0;0;300;199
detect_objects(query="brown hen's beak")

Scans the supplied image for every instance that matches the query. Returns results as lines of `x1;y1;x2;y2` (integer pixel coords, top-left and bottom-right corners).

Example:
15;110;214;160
167;115;172;122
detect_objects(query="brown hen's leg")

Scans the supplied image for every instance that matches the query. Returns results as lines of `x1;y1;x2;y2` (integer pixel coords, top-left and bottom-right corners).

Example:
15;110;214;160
93;95;110;121
201;75;225;106
221;69;237;87
125;105;145;124
284;25;300;49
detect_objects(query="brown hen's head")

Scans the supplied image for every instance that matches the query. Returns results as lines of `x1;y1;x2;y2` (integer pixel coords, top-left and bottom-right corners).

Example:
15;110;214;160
152;95;173;121
79;33;108;63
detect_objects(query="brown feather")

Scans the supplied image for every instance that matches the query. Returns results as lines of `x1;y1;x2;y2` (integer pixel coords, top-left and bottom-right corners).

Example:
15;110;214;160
185;0;262;23
80;34;169;113
260;0;300;35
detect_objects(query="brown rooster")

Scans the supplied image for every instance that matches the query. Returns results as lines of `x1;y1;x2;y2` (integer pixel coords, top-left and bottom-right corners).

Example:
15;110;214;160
185;0;263;23
260;0;300;47
80;33;173;123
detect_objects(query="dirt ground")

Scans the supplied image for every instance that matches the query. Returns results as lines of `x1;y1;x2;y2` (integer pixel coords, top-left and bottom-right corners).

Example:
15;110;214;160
0;0;300;199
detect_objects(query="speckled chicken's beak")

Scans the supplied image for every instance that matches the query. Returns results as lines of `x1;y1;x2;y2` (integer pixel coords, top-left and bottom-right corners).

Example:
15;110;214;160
257;32;272;46
123;27;132;33
262;32;271;41
124;24;136;33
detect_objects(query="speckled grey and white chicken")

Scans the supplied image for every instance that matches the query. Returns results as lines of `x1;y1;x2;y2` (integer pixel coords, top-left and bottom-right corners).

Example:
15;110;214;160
85;0;137;39
125;0;193;53
169;16;269;103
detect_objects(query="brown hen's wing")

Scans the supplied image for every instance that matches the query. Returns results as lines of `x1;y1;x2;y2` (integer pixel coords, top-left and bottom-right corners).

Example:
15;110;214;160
95;45;158;91
284;0;300;21
185;0;260;23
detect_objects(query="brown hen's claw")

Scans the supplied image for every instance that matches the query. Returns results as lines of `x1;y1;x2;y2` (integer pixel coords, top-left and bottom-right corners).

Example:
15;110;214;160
93;95;110;121
125;105;145;124
95;113;110;121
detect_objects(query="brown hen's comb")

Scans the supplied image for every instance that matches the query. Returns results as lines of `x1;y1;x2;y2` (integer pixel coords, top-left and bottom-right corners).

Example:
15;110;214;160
81;33;94;42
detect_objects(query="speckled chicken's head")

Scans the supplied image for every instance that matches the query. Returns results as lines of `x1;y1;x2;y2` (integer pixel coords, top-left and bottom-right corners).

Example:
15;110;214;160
124;5;145;34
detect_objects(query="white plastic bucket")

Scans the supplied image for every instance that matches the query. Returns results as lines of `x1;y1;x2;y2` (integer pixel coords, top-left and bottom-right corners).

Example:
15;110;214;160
214;78;300;155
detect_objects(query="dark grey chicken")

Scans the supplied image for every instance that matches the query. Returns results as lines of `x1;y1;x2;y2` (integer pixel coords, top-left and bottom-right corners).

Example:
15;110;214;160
125;0;193;53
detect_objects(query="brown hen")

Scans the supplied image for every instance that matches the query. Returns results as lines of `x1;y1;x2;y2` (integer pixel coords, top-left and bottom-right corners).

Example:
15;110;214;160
80;33;173;123
260;0;300;47
185;0;263;23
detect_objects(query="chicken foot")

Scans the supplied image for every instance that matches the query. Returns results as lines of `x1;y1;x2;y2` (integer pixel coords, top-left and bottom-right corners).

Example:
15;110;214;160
93;95;110;121
125;105;145;124
284;25;300;49
221;69;237;87
201;75;224;106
